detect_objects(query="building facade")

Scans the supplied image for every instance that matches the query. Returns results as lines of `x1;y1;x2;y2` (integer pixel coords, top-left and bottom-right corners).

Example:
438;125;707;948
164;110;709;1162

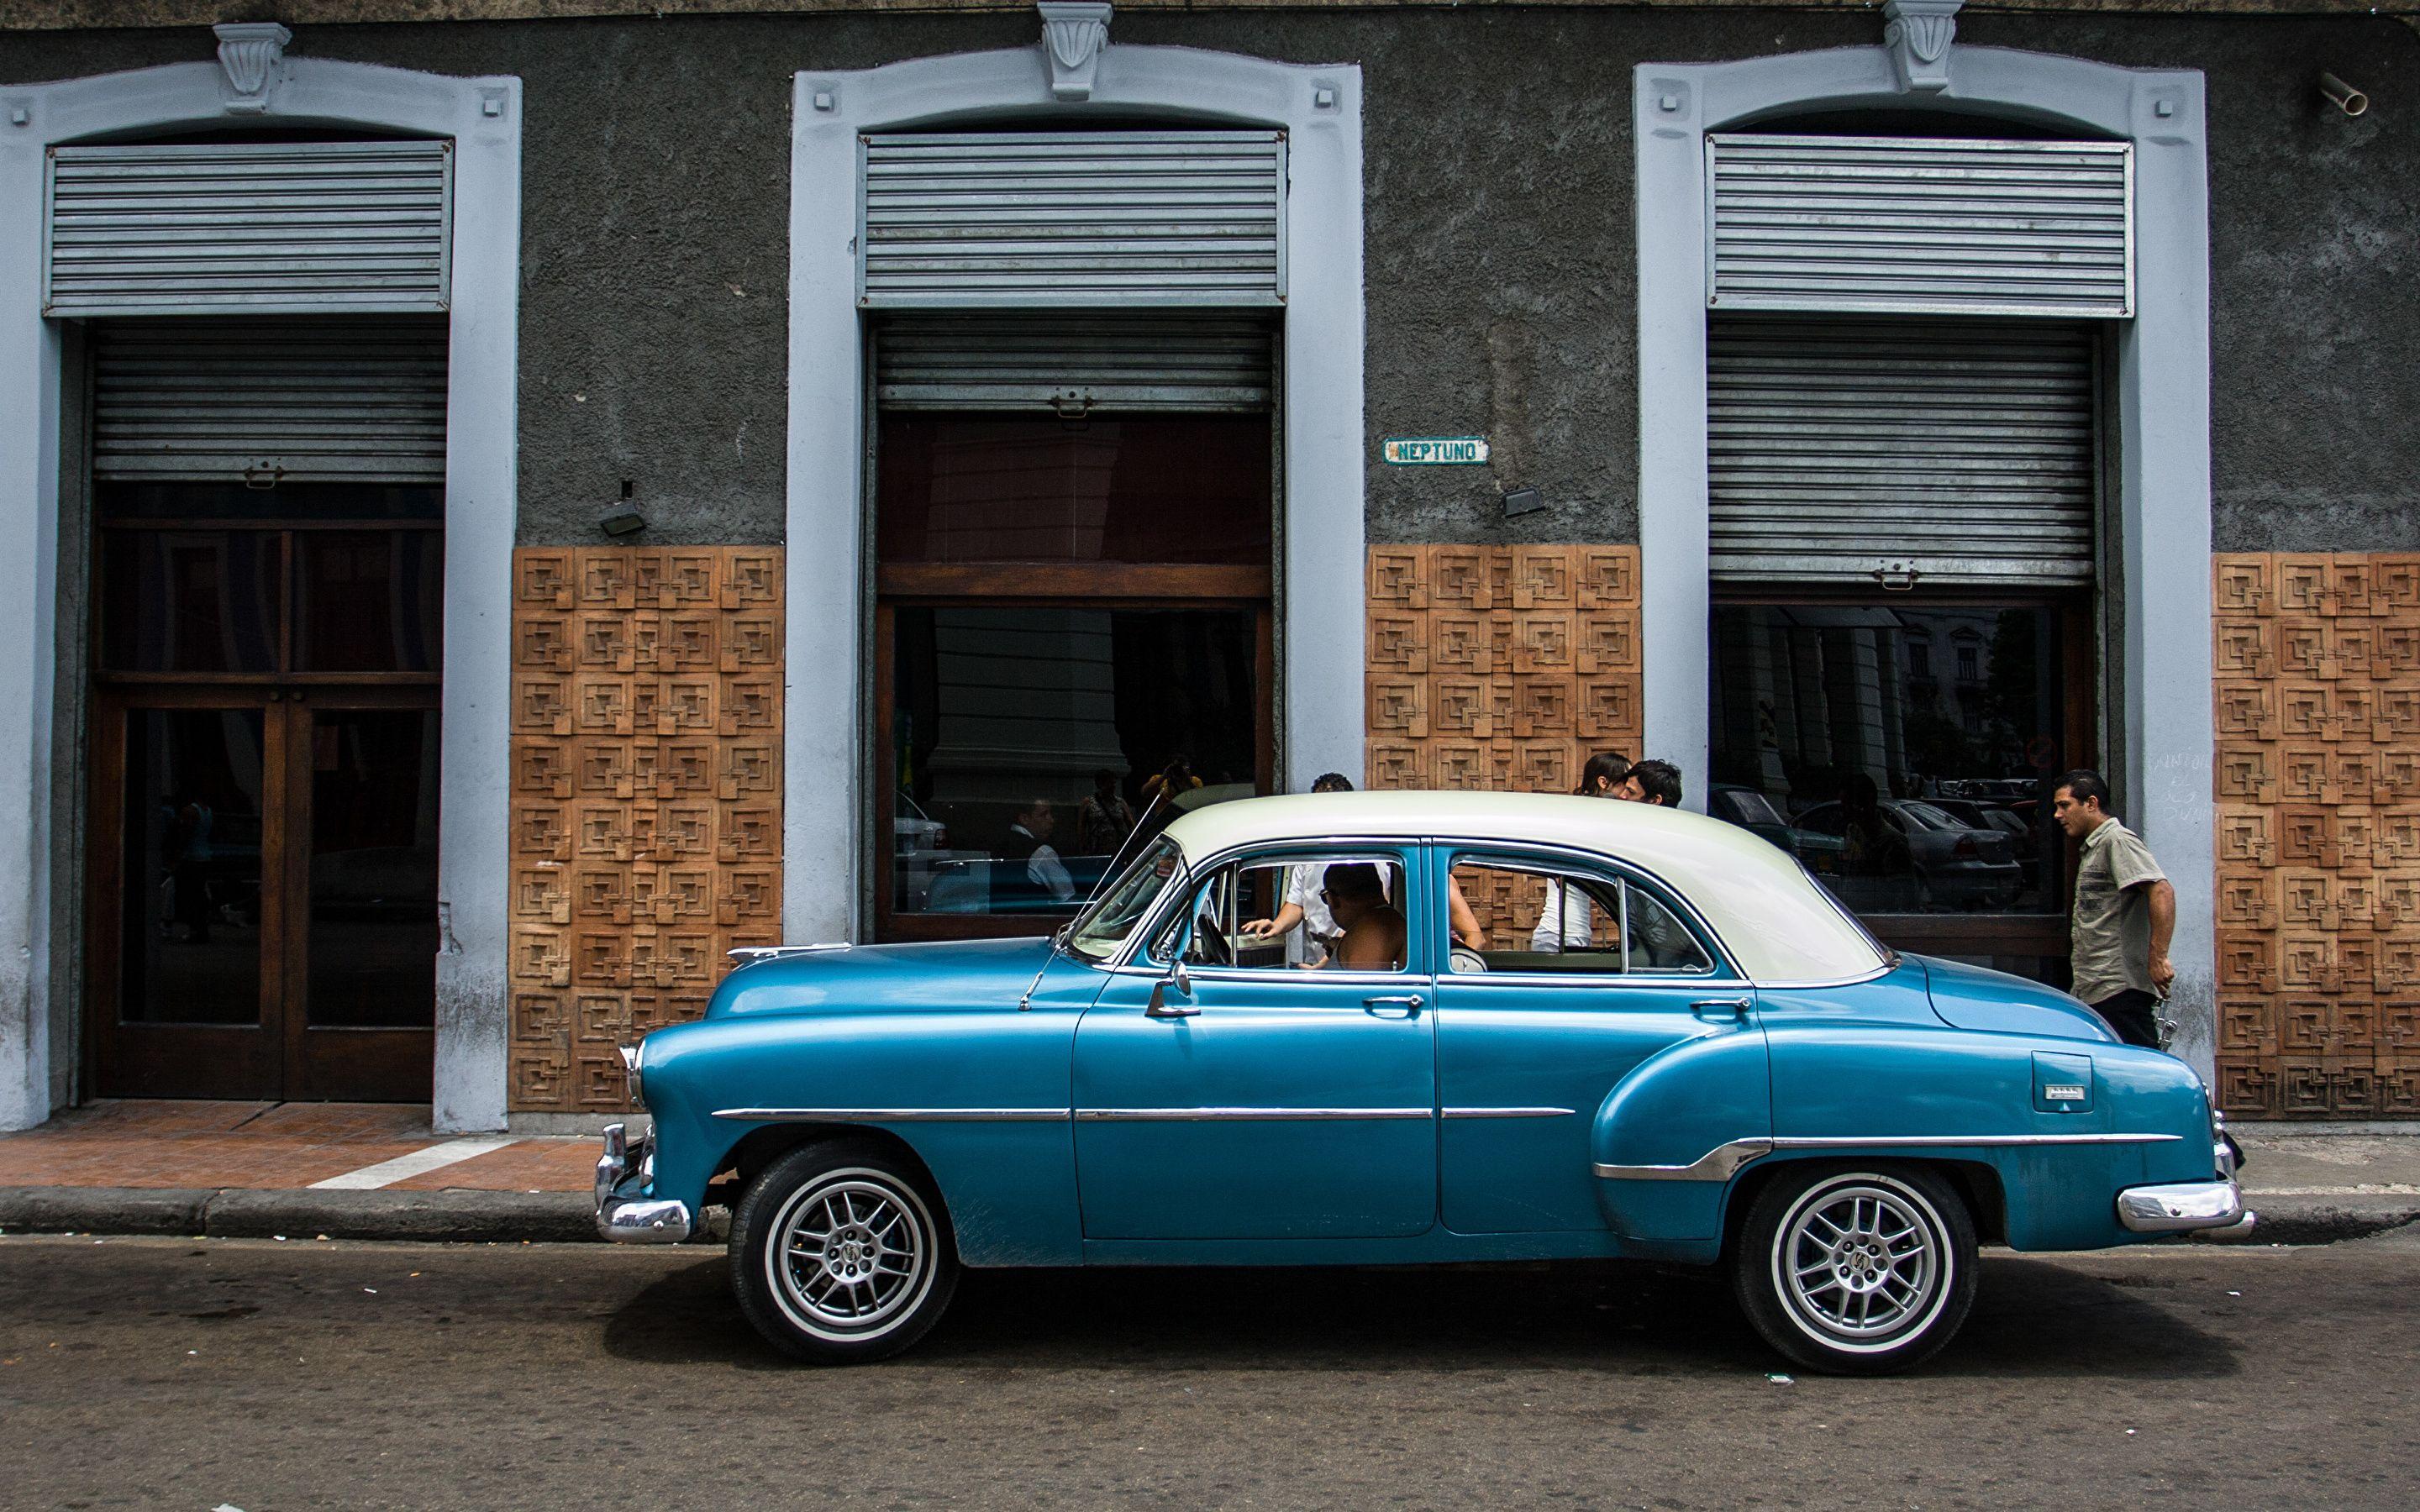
1;0;2412;1131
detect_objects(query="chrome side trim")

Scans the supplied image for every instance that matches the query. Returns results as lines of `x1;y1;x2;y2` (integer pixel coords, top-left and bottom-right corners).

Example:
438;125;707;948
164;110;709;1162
1594;1137;1775;1182
1773;1132;2183;1149
711;1107;1071;1122
1593;1131;2185;1182
1075;1106;1434;1121
1441;1106;1576;1119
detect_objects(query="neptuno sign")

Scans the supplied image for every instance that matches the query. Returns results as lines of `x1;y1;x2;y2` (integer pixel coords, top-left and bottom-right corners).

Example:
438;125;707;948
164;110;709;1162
1382;436;1490;465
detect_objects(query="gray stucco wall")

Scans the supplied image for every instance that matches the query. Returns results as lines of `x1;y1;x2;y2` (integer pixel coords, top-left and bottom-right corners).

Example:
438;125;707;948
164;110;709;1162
3;8;2416;551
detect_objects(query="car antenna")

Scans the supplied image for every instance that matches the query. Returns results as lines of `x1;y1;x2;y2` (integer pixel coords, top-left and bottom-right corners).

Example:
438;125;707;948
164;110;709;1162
1018;781;1177;1012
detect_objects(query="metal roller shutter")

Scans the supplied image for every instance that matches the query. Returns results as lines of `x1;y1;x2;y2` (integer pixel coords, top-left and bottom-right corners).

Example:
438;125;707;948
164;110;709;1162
46;139;453;317
860;131;1286;308
1707;318;2098;586
92;318;450;486
876;313;1274;412
1707;134;2133;318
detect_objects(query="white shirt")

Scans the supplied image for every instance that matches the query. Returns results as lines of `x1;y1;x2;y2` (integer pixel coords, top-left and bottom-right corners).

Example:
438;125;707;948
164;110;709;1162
1529;880;1594;953
1010;825;1076;903
1285;863;1340;941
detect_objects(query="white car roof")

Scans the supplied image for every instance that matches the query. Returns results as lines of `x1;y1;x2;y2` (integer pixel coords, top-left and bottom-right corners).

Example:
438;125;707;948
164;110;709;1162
1157;790;1888;985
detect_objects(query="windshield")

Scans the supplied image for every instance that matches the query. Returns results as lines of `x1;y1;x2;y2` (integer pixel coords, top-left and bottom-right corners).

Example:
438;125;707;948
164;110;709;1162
1064;837;1184;963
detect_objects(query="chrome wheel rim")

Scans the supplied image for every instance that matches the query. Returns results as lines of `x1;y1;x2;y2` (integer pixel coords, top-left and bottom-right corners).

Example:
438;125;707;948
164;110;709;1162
766;1170;936;1341
1772;1175;1951;1352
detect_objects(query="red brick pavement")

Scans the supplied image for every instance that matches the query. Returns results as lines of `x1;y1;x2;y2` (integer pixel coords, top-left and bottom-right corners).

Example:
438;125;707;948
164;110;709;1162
0;1100;593;1193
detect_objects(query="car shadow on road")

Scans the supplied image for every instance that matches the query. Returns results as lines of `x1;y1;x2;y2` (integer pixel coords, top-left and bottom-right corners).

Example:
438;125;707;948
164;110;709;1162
602;1252;2238;1378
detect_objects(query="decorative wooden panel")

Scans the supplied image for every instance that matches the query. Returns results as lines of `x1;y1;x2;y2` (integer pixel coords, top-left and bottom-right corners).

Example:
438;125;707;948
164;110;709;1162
1365;543;1644;794
2214;552;2420;1119
508;547;783;1113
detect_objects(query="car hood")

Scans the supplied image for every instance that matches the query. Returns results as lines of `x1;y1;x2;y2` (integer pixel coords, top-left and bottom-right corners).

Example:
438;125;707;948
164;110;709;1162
709;936;1056;1018
1918;953;2117;1042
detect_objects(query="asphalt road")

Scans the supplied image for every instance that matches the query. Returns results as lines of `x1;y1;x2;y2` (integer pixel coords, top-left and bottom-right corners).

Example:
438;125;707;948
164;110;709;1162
3;1231;2416;1509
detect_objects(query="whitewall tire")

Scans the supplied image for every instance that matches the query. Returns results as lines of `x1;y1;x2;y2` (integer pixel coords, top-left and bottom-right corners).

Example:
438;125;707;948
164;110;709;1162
1733;1162;1978;1375
731;1142;960;1364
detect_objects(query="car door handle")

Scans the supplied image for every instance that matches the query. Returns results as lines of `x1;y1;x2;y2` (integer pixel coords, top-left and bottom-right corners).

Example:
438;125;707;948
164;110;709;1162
1364;995;1423;1018
1691;996;1752;1021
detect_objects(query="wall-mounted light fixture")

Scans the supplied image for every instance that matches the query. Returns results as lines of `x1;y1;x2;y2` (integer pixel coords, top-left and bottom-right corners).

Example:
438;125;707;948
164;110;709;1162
598;479;644;537
2320;71;2369;118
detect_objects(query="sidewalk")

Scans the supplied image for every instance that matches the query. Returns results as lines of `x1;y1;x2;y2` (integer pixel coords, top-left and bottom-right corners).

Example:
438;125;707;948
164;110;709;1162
0;1100;607;1243
2;1100;2417;1246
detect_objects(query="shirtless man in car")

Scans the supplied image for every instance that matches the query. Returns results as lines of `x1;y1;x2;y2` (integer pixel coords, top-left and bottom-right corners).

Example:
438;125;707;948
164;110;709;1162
1318;862;1407;970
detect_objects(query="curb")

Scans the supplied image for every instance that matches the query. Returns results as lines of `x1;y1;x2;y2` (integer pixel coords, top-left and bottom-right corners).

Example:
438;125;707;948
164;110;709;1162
0;1186;601;1245
3;1186;2413;1249
2217;1194;2420;1247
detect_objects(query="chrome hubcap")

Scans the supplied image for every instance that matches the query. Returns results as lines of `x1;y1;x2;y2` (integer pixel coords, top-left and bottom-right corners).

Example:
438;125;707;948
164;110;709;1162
1776;1179;1945;1345
770;1174;933;1338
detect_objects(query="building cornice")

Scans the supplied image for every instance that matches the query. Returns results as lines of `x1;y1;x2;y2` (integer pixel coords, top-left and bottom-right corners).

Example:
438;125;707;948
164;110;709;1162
3;0;2415;34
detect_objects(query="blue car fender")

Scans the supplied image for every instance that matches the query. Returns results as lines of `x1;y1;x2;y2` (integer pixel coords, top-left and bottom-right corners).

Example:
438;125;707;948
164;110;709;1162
1590;1024;1772;1247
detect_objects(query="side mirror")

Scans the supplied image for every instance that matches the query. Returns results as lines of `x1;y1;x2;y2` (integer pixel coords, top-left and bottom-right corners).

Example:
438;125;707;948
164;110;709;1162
1145;959;1198;1018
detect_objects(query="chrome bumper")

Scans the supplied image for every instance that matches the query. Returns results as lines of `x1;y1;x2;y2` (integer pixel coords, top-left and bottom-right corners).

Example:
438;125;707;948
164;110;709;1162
595;1121;692;1244
2116;1178;2253;1235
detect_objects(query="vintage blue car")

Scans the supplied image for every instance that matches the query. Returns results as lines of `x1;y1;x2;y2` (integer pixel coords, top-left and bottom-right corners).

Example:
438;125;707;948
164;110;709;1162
595;792;2249;1373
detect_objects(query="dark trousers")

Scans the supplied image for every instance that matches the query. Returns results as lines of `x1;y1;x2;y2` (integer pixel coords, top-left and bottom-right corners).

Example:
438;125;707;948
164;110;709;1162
2091;988;2162;1049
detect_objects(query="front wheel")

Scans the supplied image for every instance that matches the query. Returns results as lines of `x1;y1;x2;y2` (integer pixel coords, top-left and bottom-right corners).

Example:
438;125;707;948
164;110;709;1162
730;1142;960;1364
1733;1163;1977;1375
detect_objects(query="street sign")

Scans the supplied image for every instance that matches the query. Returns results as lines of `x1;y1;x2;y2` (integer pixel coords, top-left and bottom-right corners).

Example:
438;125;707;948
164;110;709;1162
1382;436;1489;465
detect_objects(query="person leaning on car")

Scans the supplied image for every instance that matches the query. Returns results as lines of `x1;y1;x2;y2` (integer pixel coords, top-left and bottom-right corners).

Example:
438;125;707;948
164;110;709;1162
2052;769;2175;1049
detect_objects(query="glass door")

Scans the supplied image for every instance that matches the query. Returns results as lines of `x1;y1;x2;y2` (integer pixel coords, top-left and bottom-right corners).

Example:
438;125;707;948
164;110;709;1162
92;690;439;1100
92;691;280;1099
87;479;445;1100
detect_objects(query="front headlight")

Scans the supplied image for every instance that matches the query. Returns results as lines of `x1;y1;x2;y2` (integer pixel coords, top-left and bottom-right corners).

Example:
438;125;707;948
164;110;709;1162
619;1041;645;1111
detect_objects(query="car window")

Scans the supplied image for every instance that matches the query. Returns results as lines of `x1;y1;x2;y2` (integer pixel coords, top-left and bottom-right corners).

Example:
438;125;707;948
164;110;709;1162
1719;789;1786;828
1447;856;1716;977
1151;852;1410;974
1896;801;1963;831
1797;804;1846;838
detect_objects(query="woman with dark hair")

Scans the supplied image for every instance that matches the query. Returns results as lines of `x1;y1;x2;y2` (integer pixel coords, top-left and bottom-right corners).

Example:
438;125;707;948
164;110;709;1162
1534;753;1632;948
1577;752;1631;797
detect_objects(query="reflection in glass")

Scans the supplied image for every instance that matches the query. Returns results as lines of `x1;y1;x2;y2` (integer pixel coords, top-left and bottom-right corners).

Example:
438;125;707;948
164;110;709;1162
292;531;445;672
120;708;265;1025
97;481;444;522
878;416;1271;564
306;710;439;1027
1708;604;2065;916
100;530;281;674
891;607;1258;919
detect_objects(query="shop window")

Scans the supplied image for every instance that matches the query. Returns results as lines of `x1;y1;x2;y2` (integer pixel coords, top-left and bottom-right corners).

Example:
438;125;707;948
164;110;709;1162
874;373;1276;941
1708;600;2088;982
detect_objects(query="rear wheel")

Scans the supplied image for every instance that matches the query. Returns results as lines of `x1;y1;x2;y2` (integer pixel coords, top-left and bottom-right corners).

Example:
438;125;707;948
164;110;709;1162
730;1142;960;1364
1733;1163;1976;1375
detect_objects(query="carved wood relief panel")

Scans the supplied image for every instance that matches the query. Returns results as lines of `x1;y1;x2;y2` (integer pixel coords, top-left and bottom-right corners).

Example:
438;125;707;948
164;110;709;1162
2214;552;2420;1119
1365;544;1644;948
508;547;784;1113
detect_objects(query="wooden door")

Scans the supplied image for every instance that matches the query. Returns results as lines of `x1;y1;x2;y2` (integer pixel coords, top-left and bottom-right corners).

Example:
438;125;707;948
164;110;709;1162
89;687;439;1100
